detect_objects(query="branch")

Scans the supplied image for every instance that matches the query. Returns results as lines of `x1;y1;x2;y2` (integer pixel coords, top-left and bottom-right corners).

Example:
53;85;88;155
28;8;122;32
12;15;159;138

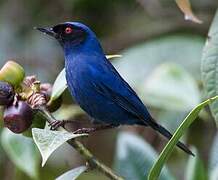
38;107;123;180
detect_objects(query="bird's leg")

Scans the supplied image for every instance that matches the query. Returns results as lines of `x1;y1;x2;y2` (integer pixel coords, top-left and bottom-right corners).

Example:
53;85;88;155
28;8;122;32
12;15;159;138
73;124;117;134
49;119;117;133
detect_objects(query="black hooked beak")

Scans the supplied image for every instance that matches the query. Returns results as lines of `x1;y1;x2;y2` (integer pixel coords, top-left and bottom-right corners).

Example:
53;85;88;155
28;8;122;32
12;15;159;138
34;27;59;39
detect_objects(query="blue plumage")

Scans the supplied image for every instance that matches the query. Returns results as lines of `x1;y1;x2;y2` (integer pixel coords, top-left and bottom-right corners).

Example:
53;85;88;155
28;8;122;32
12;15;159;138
36;22;193;155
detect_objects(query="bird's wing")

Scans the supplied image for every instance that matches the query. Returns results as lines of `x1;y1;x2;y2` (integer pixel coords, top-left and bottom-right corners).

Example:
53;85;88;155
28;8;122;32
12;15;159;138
93;82;141;117
92;69;152;123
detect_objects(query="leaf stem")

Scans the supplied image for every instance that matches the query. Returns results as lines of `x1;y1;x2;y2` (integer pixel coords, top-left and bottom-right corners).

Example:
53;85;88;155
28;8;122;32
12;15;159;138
37;107;123;180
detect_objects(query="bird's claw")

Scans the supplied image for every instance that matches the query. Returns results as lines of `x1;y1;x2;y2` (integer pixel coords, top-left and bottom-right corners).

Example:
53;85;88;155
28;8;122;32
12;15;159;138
73;124;116;134
73;128;95;134
49;120;65;130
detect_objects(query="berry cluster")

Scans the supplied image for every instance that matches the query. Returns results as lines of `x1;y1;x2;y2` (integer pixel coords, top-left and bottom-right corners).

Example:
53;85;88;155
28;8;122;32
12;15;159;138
0;61;62;134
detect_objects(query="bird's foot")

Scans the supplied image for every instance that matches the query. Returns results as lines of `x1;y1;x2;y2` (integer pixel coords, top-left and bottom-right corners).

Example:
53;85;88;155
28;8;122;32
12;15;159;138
73;124;117;134
49;120;66;130
73;127;96;134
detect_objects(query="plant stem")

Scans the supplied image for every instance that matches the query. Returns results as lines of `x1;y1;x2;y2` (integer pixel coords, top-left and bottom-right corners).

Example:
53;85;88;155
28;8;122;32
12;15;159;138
37;107;123;180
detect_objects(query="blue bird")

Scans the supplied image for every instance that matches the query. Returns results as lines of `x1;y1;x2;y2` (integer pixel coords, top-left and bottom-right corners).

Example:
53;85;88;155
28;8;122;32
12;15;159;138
36;22;193;156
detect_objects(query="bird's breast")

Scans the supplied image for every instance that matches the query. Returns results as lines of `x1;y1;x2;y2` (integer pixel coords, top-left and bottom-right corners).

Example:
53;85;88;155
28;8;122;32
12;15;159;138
65;60;98;105
65;62;115;121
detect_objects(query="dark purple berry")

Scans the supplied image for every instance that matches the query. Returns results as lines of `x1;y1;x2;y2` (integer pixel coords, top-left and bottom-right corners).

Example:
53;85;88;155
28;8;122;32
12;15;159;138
0;81;14;106
3;101;33;133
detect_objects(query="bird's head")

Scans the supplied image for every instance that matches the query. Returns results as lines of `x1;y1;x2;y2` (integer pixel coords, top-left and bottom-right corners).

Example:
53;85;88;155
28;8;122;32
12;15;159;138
36;22;93;47
36;22;104;59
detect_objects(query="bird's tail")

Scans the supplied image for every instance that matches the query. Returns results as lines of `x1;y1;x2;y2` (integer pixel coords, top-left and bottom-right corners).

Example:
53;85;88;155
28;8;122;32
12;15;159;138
147;118;194;156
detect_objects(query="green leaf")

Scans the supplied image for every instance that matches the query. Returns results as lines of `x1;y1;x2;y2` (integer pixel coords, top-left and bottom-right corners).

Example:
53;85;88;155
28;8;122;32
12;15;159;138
143;63;200;111
32;128;87;167
56;166;87;180
22;111;47;137
49;68;67;103
114;132;174;180
201;10;218;126
185;147;207;180
114;35;204;91
209;132;218;179
210;166;218;180
157;110;187;133
148;96;218;180
49;54;121;103
106;54;122;59
1;128;39;179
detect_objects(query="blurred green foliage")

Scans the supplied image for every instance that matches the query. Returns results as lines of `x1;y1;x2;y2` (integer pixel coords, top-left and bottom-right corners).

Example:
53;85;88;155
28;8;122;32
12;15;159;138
114;132;174;180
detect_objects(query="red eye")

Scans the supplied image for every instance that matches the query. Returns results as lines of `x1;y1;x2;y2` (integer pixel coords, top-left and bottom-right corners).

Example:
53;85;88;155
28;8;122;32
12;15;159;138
65;27;73;34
